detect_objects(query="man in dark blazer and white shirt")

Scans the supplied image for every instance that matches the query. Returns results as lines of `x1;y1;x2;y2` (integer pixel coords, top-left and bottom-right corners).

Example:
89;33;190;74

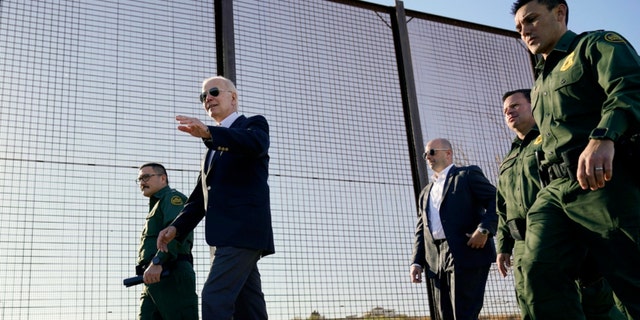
410;138;497;320
157;76;274;320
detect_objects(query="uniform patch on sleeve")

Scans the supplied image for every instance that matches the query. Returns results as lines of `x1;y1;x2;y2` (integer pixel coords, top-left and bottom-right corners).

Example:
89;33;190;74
170;195;184;206
604;33;624;43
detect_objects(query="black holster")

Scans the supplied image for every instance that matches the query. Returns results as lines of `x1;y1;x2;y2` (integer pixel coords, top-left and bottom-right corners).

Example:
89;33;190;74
559;146;582;182
535;150;550;187
135;264;147;276
538;145;583;185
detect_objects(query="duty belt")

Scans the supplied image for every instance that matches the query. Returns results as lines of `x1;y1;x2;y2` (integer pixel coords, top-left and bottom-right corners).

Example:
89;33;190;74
547;162;573;182
536;146;581;187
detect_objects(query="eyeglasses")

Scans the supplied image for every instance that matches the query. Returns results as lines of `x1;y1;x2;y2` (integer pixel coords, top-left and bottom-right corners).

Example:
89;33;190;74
135;174;161;184
199;87;232;103
423;149;449;158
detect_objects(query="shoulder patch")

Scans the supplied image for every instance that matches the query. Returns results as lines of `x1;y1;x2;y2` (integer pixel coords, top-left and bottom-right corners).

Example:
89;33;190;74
560;51;575;71
170;195;184;206
604;33;624;43
534;135;542;145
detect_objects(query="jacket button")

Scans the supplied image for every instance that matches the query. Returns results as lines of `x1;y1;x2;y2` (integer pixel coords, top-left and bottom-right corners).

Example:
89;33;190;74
207;186;211;190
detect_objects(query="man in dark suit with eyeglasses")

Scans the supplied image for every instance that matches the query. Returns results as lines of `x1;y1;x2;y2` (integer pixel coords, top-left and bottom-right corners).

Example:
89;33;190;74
410;138;497;320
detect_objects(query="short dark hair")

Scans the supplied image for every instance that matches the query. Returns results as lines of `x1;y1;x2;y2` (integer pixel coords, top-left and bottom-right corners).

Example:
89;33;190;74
511;0;569;24
502;89;531;103
138;162;168;183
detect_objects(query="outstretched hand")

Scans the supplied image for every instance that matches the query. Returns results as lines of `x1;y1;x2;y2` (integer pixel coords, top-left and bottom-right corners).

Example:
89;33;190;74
176;115;211;139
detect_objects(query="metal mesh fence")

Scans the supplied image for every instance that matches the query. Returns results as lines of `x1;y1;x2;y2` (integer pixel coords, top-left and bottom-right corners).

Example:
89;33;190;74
0;0;533;319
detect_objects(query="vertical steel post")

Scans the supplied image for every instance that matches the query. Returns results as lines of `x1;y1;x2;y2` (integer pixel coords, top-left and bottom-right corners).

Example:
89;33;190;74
215;0;236;83
389;1;437;319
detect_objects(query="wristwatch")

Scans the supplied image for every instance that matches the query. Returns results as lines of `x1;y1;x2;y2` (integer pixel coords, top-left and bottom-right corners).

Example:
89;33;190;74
478;227;489;235
152;256;163;266
590;128;613;140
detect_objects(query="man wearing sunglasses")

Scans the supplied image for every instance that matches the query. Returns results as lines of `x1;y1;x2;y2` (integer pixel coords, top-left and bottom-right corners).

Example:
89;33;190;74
157;76;274;319
410;138;497;320
135;162;198;320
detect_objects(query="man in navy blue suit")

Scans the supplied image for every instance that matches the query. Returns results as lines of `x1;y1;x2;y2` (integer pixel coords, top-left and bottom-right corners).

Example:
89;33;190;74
410;138;497;320
157;76;274;320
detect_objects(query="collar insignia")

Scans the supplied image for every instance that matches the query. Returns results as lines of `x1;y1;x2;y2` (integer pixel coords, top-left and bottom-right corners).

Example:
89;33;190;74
534;135;542;145
560;51;575;71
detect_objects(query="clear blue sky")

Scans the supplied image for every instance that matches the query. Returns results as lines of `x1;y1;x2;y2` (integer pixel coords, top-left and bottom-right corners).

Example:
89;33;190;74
361;0;640;49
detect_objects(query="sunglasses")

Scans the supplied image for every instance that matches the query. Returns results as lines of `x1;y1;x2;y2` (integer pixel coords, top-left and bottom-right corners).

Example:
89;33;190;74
199;87;232;103
423;148;449;158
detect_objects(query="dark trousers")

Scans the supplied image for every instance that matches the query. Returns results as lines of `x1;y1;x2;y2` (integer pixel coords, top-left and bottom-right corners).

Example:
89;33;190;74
139;261;199;320
513;240;626;320
431;240;490;320
202;246;267;320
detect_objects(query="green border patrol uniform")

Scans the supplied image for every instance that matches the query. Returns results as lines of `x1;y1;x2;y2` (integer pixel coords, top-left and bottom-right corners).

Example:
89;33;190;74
496;129;624;320
497;130;543;318
137;186;198;320
525;30;640;319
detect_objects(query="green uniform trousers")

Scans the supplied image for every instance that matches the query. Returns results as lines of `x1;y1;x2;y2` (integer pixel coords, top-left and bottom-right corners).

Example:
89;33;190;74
139;261;199;320
521;165;640;320
513;240;626;320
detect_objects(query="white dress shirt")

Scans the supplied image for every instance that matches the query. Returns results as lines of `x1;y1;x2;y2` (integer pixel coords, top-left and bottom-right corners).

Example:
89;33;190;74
216;111;240;128
427;163;454;240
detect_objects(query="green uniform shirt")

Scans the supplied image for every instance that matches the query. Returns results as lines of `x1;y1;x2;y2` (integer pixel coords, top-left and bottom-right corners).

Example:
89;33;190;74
531;30;640;164
496;129;542;254
137;185;192;266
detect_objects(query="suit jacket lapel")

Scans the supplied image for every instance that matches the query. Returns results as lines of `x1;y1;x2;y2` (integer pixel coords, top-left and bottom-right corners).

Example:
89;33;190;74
419;182;433;229
441;166;457;203
423;183;433;210
203;149;214;175
204;115;246;175
209;149;221;173
230;115;245;128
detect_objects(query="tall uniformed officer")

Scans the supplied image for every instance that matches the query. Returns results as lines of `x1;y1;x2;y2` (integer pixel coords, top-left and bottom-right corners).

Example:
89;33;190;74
511;0;640;318
136;162;198;320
